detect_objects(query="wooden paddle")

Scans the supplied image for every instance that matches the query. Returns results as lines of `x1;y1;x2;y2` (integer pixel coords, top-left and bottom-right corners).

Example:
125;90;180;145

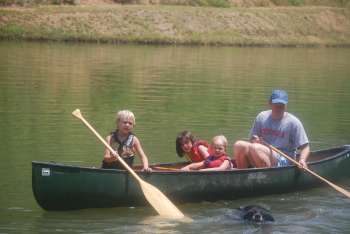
152;166;180;171
265;142;350;199
72;109;185;218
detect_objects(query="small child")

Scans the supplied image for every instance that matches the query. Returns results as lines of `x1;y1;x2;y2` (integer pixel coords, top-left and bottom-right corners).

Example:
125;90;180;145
176;130;211;162
181;135;233;171
102;110;152;172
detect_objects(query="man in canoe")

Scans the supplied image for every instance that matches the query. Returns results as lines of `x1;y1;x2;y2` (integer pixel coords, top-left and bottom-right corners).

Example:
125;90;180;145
233;89;310;169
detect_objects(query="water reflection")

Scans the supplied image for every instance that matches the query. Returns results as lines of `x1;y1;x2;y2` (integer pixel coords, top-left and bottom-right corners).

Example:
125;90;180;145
0;41;349;233
140;215;193;233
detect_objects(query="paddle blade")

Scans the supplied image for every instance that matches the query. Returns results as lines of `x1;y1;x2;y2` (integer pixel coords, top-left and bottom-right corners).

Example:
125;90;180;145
72;109;82;119
140;180;184;219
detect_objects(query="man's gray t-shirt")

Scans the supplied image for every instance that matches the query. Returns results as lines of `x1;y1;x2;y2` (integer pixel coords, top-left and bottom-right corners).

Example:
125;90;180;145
250;110;309;158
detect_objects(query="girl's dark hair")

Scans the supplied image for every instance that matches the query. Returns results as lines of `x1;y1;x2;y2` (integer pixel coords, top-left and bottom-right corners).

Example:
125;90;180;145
176;130;195;157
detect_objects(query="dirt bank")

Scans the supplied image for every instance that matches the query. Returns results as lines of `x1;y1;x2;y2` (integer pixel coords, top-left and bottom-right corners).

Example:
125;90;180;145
1;5;350;46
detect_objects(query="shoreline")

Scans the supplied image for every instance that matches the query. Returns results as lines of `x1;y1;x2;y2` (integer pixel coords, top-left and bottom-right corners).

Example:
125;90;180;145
1;5;350;47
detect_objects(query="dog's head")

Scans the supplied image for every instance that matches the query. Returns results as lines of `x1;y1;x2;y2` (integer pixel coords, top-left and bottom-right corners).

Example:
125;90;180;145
240;205;274;224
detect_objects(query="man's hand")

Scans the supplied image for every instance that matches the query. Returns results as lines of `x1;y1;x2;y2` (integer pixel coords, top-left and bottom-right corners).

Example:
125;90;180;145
298;144;310;169
142;167;152;173
250;135;261;143
298;159;308;169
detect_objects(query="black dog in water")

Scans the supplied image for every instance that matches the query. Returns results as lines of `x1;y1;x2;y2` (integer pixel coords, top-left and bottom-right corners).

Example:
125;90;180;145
238;205;274;224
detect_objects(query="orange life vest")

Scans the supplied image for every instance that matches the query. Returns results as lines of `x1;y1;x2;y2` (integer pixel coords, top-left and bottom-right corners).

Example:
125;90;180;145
189;140;211;162
204;154;232;168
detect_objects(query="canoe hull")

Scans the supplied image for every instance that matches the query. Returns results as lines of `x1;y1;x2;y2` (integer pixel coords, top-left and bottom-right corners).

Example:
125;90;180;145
32;146;350;210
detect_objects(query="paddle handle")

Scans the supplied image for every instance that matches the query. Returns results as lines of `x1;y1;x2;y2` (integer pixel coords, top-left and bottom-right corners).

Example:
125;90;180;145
267;143;350;199
72;109;142;183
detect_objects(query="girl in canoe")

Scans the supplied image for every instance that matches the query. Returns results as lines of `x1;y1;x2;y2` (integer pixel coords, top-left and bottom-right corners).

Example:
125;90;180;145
176;130;211;163
181;135;233;171
102;110;152;172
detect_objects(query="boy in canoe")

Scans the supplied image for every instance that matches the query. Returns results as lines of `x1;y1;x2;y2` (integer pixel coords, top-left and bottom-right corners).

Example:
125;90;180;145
181;135;233;171
102;110;152;172
233;89;310;169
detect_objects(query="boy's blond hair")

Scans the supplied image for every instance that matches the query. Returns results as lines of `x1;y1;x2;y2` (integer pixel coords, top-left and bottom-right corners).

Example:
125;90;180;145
212;135;228;148
116;110;136;125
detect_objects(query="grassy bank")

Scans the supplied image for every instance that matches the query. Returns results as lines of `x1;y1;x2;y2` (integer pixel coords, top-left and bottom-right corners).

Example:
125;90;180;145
1;5;350;46
1;0;350;7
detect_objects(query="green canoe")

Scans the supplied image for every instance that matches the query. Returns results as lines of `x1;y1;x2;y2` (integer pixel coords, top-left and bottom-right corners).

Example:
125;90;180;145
32;145;350;211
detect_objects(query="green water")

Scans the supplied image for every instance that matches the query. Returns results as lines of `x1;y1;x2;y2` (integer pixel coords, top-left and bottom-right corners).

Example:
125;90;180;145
0;41;349;233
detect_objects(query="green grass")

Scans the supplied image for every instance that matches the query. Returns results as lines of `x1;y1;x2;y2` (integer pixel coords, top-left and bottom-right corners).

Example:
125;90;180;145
289;0;304;6
0;24;26;39
189;0;230;8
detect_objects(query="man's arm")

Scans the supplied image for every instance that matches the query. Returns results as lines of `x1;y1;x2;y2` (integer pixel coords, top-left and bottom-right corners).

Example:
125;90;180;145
298;143;310;169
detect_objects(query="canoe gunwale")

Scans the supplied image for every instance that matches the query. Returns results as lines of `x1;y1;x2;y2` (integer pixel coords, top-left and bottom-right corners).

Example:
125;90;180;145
32;145;350;175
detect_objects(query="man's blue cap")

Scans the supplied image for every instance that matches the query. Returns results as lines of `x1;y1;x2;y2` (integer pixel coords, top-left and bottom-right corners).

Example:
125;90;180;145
270;89;288;104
